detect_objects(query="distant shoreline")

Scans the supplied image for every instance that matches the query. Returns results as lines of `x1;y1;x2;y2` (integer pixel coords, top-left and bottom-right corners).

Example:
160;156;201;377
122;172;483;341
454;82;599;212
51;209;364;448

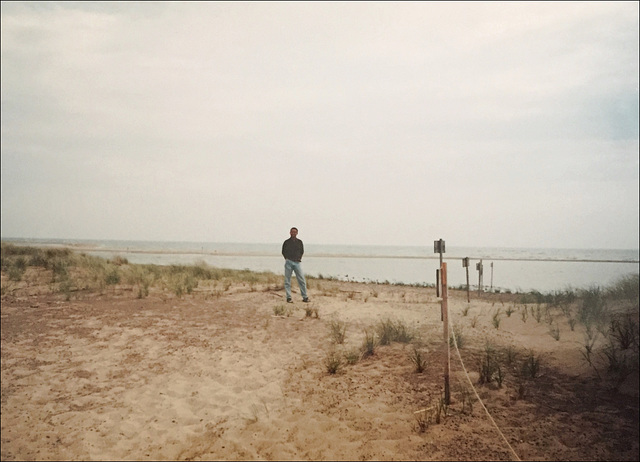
3;240;639;264
37;244;640;264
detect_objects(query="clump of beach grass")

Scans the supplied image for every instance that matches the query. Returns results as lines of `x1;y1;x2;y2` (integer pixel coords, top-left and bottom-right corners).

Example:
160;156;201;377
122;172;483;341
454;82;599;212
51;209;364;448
606;273;639;301
520;305;529;322
504;345;518;367
324;349;343;374
376;318;414;345
414;394;449;432
343;348;361;365
577;285;608;329
409;347;427;373
505;304;515;317
458;385;475;414
449;322;464;349
578;304;639;388
273;304;292;317
361;329;378;358
478;343;501;385
491;309;502;329
329;320;347;344
520;350;542;379
305;306;320;318
608;312;638;351
532;304;543;323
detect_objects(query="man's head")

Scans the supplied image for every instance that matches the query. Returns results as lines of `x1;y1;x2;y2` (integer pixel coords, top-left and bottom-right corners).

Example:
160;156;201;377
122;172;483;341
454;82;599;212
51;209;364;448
290;227;298;238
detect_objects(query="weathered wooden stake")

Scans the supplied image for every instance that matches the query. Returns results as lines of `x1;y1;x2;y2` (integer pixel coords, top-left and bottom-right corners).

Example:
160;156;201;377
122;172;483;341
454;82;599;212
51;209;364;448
476;259;484;293
434;239;445;297
490;262;494;291
463;257;470;303
441;262;450;405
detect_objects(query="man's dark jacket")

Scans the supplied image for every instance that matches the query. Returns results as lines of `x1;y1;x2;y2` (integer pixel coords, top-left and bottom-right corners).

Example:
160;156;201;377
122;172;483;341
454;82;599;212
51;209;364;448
282;237;304;262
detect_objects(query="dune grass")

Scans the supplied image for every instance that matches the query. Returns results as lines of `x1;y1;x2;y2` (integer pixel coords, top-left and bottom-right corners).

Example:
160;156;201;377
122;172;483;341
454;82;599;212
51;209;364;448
1;242;282;299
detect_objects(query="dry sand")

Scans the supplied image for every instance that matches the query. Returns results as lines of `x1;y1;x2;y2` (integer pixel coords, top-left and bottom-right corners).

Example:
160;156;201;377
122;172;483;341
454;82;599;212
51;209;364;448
1;269;638;461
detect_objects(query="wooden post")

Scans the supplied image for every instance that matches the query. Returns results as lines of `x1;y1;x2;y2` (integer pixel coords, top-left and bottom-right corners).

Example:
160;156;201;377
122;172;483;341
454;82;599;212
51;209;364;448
476;259;484;293
441;262;450;405
490;262;494;292
434;239;445;297
463;257;470;303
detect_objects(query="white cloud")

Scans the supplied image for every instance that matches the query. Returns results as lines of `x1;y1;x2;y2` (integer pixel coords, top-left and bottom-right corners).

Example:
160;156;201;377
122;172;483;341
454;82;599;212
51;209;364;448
1;1;638;248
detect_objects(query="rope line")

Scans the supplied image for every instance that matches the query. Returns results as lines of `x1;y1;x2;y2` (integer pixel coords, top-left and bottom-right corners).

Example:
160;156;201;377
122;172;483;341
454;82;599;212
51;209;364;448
448;311;522;462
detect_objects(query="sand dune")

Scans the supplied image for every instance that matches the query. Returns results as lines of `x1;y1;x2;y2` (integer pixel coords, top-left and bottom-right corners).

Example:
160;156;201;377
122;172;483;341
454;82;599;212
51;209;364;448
1;269;638;461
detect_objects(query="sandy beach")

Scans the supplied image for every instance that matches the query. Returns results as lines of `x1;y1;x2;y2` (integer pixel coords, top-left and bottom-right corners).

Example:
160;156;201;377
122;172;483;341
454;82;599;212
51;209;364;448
1;260;638;461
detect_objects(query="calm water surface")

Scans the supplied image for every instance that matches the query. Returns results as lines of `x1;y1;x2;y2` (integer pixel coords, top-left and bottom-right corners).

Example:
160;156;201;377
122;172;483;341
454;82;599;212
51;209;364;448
4;238;639;293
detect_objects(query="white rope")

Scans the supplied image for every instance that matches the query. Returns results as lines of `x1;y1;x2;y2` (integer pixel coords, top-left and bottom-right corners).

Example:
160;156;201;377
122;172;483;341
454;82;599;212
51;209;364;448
449;310;522;462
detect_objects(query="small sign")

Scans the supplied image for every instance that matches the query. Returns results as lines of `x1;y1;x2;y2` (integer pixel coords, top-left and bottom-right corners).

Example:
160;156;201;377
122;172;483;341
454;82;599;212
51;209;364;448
462;257;469;268
434;239;445;254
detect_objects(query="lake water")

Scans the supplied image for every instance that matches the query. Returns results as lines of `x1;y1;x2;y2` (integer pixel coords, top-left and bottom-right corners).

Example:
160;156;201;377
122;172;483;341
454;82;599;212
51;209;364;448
3;238;638;293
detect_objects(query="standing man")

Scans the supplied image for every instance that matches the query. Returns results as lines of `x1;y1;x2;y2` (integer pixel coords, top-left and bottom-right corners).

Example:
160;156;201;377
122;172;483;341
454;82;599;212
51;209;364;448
282;227;309;303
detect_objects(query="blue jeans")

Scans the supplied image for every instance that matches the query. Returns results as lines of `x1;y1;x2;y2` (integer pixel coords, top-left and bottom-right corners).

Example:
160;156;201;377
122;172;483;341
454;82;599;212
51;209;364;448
284;259;308;300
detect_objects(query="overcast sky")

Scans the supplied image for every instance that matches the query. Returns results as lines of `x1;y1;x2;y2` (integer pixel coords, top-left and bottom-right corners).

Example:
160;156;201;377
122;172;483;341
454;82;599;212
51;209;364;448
1;2;638;249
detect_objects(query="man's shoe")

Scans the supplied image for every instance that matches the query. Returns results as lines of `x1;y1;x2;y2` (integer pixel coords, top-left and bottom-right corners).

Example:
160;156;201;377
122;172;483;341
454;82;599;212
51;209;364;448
302;298;310;303
286;298;293;303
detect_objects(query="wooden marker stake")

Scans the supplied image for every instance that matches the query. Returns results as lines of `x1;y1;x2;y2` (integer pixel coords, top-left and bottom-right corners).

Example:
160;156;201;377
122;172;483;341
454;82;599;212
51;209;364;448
441;262;450;405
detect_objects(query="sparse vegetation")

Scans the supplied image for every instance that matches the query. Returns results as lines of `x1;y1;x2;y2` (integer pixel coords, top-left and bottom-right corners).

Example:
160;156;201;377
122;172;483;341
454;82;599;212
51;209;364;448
606;274;639;301
361;329;378;358
458;386;474;414
608;312;638;351
376;318;414;345
548;323;560;341
343;348;361;365
329;320;347;344
409;347;427;373
520;350;541;379
491;309;502;329
324;349;343;374
504;345;518;367
505;304;515;317
1;242;638;461
273;304;293;317
414;394;449;432
520;305;529;322
305;306;320;318
449;322;464;348
478;343;500;385
0;242;283;300
532;304;543;323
